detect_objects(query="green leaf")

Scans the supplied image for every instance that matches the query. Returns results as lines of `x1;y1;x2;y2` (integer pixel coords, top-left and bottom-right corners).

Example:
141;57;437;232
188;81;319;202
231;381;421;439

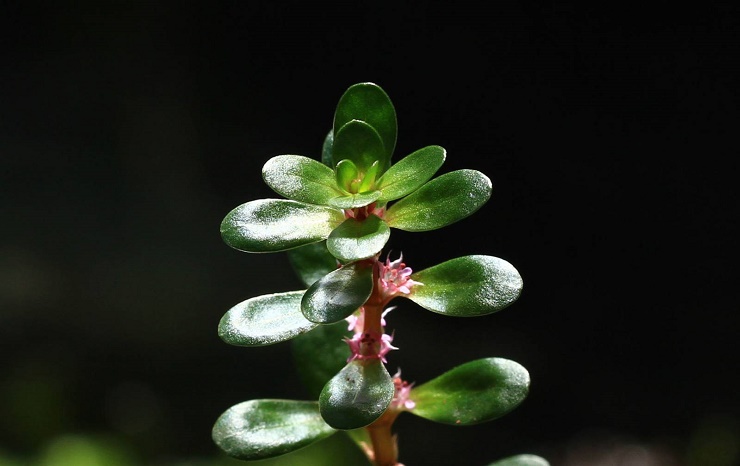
322;129;334;167
262;155;342;205
221;199;344;253
408;255;523;317
212;399;336;461
409;358;530;425
333;120;387;175
327;215;391;263
302;261;374;324
334;82;397;167
327;191;382;209
384;169;492;231
487;454;551;466
291;321;352;398
218;291;316;346
319;360;394;430
335;159;360;192
376;145;446;203
287;241;339;287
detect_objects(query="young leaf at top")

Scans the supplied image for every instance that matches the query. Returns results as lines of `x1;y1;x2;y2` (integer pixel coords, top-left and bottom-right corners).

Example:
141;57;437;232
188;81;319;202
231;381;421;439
319;359;395;430
332;120;387;176
221;199;344;253
334;82;397;167
218;291;316;346
327;215;391;263
292;320;352;398
409;357;530;425
376;145;446;203
384;169;492;231
287;241;339;287
262;154;343;205
487;454;551;466
301;261;374;324
212;399;336;461
408;255;522;317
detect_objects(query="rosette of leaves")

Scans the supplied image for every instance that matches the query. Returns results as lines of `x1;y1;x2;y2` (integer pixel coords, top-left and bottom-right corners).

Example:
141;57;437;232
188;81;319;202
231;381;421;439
220;82;492;264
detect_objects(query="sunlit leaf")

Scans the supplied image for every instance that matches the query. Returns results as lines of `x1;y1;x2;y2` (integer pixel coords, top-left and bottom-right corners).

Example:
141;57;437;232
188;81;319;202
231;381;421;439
409;358;529;425
292;321;352;398
333;120;386;175
408;255;522;317
212;399;336;461
327;215;391;263
302;261;374;323
384;169;491;231
262;155;342;205
487;454;551;466
221;199;344;253
334;82;396;168
376;145;446;203
218;291;315;346
287;241;339;287
319;360;394;430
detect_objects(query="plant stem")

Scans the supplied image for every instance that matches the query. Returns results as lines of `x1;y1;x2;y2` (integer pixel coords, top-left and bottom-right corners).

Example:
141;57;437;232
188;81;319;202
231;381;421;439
366;408;400;466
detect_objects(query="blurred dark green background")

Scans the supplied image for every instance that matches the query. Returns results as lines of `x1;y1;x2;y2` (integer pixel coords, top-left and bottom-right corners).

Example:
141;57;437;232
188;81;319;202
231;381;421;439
1;3;738;466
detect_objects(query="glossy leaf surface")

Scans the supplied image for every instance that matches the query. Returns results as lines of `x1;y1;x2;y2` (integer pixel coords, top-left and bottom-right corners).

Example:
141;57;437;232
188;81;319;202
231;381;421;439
319;360;394;430
410;358;529;425
292;321;352;398
221;199;344;253
212;399;336;461
376;145;446;203
218;291;315;346
287;241;338;287
487;454;551;466
385;169;492;231
408;255;522;317
327;215;390;263
302;261;373;323
334;82;396;168
332;120;386;175
262;155;341;205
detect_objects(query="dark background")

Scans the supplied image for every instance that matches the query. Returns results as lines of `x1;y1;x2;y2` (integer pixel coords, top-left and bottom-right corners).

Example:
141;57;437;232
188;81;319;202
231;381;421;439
1;3;738;466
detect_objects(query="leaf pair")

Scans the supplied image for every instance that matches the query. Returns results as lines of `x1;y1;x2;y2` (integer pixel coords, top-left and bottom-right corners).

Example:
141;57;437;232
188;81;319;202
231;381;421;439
212;357;531;461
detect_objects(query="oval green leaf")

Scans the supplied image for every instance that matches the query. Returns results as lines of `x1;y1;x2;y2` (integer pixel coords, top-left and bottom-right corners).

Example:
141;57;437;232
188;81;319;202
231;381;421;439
221;199;344;253
334;82;397;167
327;215;391;263
376;145;446;202
335;159;360;192
384;169;492;231
287;241;339;287
262;155;342;205
408;255;523;317
333;120;387;176
409;357;530;425
212;399;336;461
488;454;551;466
218;291;316;346
291;320;352;398
319;359;394;430
302;261;374;324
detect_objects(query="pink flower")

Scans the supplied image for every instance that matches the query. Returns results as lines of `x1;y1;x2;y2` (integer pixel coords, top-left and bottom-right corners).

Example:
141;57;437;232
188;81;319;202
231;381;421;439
376;252;422;299
391;370;416;411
